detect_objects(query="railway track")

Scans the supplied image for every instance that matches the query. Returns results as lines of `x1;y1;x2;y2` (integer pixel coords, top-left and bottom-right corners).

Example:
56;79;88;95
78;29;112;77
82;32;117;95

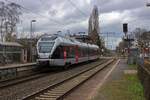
23;59;115;100
0;65;68;88
0;71;48;88
0;59;108;100
0;59;105;89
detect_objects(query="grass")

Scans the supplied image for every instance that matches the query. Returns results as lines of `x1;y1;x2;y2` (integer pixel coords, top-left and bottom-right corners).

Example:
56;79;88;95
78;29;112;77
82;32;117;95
128;64;137;69
93;73;145;100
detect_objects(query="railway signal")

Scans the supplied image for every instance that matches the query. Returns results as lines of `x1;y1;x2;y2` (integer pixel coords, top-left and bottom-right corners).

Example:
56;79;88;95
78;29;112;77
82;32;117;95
123;23;128;36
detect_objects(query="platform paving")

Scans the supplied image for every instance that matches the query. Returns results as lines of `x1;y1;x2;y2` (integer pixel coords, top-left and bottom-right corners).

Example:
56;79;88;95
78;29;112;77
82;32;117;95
64;59;144;100
93;59;145;100
0;62;36;69
64;59;119;100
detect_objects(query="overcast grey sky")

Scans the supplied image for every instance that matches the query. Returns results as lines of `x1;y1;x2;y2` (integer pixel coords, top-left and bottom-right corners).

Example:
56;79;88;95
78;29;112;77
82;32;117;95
2;0;150;49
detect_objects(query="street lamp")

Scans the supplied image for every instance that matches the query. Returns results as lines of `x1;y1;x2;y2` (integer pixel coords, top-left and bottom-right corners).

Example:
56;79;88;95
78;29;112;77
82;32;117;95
30;20;36;38
146;2;150;58
147;2;150;6
30;20;36;62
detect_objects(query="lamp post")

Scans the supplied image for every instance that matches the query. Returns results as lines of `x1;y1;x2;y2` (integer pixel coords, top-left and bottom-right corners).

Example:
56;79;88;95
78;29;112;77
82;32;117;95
146;2;150;59
146;3;150;7
30;20;36;38
30;20;36;62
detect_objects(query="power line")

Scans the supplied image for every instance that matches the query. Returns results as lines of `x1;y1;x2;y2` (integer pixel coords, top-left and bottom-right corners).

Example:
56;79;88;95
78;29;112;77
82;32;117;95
5;0;65;26
39;0;50;9
21;7;64;25
67;0;87;17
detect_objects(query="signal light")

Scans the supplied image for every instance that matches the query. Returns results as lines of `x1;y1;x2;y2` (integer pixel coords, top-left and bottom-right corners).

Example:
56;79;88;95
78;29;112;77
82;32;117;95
123;23;128;34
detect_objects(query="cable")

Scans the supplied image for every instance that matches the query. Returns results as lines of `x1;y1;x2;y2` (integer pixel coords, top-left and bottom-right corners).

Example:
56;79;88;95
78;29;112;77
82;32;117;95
39;0;50;9
5;0;65;26
67;0;87;16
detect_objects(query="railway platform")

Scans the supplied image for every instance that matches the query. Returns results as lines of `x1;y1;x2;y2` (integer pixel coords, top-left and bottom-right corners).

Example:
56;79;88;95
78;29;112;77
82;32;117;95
0;62;37;81
92;59;144;100
0;62;36;69
64;59;143;100
0;58;144;100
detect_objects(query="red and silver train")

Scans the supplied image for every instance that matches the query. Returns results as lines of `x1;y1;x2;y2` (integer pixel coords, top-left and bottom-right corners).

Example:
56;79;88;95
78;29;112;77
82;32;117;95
36;35;99;67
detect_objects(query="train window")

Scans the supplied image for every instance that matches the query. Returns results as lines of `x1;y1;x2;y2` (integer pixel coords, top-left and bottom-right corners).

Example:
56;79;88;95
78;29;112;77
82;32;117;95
80;47;83;57
51;46;63;59
0;45;3;51
68;46;75;58
71;47;75;58
41;36;57;41
78;47;81;57
38;42;54;53
81;47;84;57
90;48;93;56
84;48;86;57
65;47;70;58
85;47;88;57
79;47;87;57
60;46;75;58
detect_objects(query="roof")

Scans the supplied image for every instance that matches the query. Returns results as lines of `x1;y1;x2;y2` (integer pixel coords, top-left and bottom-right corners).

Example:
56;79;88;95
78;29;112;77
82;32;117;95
0;42;22;47
58;36;99;48
39;34;99;49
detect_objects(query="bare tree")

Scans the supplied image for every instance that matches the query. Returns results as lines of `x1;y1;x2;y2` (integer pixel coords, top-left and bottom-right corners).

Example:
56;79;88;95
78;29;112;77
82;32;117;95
0;1;21;42
88;5;100;45
133;28;149;48
133;28;147;40
0;1;5;42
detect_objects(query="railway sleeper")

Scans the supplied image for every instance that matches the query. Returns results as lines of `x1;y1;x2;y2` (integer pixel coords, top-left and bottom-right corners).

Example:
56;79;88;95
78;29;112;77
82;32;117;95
52;84;74;90
46;92;63;95
40;94;60;97
43;92;65;96
35;97;56;100
44;90;67;94
33;60;114;100
47;90;69;95
46;91;66;94
51;87;70;91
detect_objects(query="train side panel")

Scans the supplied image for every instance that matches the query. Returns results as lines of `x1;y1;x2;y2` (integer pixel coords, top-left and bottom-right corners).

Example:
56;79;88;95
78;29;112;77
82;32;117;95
36;35;99;67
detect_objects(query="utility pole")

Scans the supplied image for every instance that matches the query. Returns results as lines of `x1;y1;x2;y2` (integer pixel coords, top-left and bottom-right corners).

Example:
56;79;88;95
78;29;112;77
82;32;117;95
0;19;4;42
30;20;36;38
30;20;36;62
101;32;115;49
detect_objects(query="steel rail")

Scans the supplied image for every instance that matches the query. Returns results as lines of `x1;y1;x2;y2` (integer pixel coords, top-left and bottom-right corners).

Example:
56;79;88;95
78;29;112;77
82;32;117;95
23;59;115;100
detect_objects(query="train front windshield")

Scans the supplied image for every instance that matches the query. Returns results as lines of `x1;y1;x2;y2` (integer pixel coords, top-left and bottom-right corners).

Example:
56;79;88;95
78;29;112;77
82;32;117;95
38;42;54;53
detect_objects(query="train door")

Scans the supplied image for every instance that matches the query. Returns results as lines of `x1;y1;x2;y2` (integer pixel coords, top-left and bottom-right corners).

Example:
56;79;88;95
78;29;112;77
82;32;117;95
75;45;79;63
63;46;67;63
87;44;90;61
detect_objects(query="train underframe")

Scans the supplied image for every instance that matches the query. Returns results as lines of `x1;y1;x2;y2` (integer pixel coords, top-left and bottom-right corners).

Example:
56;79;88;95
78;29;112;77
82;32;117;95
37;55;99;68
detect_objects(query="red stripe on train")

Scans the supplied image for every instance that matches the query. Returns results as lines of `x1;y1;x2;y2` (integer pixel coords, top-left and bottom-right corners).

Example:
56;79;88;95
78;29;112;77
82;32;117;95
64;47;67;63
75;45;78;63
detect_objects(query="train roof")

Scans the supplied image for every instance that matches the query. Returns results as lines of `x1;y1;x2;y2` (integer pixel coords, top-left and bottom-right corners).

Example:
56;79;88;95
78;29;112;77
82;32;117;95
0;42;22;47
39;35;99;49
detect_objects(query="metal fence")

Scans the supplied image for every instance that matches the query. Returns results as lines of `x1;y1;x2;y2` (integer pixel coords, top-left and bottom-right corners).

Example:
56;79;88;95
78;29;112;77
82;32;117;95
138;59;150;100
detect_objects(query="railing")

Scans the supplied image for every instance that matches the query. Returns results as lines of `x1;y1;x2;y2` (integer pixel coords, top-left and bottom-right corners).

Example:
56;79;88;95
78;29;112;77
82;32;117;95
138;59;150;100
